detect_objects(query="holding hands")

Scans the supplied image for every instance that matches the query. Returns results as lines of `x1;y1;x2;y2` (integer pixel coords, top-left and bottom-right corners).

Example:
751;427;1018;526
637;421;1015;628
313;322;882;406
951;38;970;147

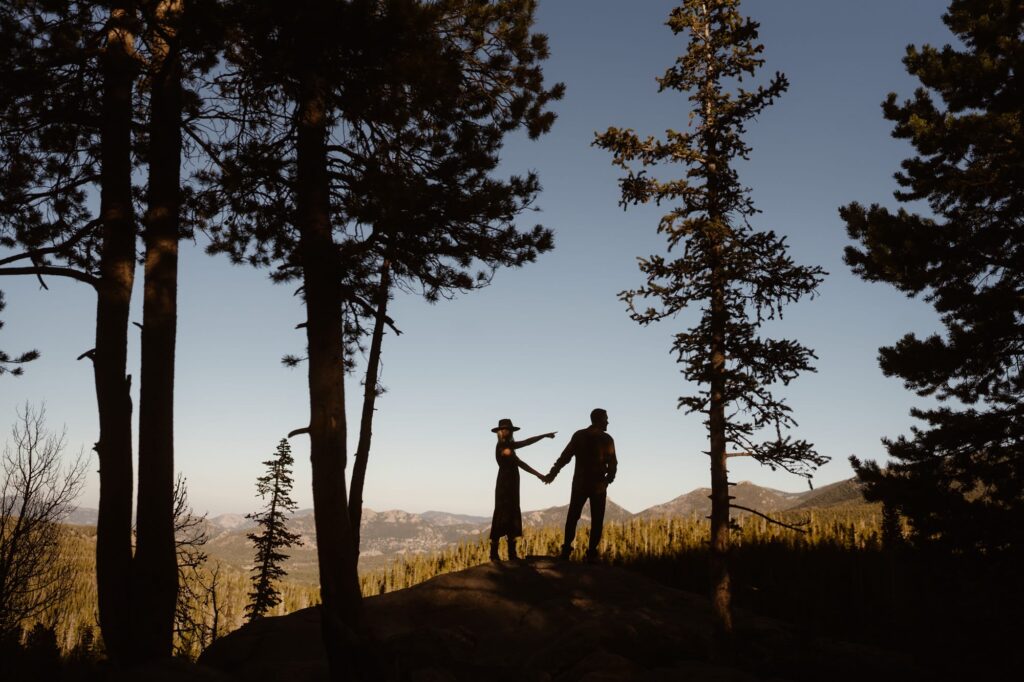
509;428;558;483
540;433;557;483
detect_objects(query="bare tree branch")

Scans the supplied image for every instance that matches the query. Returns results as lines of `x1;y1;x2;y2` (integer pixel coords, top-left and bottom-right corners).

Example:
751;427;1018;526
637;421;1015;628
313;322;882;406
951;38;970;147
729;504;809;533
0;266;99;289
0;403;88;638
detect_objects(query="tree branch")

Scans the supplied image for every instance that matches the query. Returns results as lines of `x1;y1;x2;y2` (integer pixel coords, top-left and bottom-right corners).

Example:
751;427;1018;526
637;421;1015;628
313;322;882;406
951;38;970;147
0;218;102;267
729;504;809;533
0;266;99;289
347;293;402;336
183;124;228;172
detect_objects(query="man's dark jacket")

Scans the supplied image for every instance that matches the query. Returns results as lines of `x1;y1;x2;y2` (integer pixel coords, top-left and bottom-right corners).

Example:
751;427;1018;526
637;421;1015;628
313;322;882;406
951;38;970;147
551;426;617;492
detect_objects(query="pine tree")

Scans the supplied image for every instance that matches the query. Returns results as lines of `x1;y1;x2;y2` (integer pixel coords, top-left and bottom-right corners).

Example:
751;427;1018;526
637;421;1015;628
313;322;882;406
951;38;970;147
194;2;560;674
1;0;231;659
841;0;1024;556
0;0;139;660
594;0;827;640
133;0;226;658
245;439;303;623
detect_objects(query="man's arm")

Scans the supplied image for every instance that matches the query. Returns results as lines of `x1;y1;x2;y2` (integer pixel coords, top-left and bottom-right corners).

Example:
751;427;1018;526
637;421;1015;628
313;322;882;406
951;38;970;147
605;435;617;485
547;432;579;480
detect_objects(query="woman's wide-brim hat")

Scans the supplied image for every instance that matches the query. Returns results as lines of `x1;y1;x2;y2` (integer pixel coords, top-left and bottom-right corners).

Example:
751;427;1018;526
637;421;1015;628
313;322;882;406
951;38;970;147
491;418;521;433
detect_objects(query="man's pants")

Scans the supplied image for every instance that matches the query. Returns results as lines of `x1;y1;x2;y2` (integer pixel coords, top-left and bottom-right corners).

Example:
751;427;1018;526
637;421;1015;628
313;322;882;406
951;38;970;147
562;486;607;555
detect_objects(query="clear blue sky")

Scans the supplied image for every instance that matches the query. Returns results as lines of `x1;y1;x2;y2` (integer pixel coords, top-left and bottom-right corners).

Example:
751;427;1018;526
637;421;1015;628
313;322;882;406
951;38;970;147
1;0;951;516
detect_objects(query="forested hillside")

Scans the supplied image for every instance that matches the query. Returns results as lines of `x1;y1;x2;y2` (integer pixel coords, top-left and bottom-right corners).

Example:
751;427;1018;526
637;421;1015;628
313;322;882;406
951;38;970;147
29;496;875;658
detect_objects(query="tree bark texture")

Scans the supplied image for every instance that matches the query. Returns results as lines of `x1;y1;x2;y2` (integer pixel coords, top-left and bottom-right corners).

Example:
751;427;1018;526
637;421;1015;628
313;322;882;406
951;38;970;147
296;68;363;680
707;211;733;648
348;257;392;551
134;0;183;660
93;0;138;663
708;259;733;644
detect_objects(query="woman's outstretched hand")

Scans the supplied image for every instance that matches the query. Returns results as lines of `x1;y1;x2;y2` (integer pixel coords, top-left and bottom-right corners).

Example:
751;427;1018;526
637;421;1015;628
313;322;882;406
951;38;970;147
544;432;557;439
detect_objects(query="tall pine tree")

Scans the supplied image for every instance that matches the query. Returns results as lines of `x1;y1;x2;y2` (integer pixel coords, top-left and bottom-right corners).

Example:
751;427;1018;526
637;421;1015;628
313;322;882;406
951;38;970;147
842;0;1024;555
595;0;827;641
1;0;228;660
194;2;560;674
245;439;302;623
0;0;140;660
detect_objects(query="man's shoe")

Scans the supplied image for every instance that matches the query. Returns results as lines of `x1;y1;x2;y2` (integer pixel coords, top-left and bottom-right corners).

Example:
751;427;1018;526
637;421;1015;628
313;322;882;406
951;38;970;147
585;550;601;565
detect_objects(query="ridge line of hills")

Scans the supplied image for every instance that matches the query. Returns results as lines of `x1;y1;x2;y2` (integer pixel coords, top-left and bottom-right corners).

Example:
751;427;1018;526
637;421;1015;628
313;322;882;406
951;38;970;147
65;478;866;579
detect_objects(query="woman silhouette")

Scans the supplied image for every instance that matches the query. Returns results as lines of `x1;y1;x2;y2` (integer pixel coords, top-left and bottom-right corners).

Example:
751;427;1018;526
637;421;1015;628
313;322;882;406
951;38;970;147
489;418;555;561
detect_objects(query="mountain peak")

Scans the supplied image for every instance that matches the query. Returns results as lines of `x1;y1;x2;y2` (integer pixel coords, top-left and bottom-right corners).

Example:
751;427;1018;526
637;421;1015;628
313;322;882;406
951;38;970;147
636;477;862;519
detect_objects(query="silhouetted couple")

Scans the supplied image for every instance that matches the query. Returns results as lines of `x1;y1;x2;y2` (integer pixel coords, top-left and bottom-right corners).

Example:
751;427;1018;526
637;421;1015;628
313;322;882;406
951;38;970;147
489;408;618;563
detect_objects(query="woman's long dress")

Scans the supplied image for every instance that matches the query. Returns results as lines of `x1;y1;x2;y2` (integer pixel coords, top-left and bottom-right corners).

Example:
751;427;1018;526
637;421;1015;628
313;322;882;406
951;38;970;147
490;442;526;540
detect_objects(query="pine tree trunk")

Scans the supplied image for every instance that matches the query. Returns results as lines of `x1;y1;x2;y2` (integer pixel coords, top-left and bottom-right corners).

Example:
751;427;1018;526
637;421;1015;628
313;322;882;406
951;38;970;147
348;255;392;550
93;0;137;663
296;64;363;680
134;0;183;660
708;265;733;645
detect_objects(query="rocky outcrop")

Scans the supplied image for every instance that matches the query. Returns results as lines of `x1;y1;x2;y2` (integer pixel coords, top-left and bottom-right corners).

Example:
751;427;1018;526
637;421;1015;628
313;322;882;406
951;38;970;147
199;557;917;682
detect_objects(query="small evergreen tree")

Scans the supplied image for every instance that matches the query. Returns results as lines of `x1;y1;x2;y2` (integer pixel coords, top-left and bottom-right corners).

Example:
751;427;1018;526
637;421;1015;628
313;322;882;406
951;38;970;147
595;0;827;640
841;0;1024;555
245;439;302;622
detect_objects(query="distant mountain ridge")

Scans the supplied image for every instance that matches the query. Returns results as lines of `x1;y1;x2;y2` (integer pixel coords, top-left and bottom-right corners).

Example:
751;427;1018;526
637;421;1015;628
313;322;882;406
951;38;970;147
634;478;865;519
785;478;866;510
522;499;633;529
66;507;99;526
420;511;491;526
67;477;865;583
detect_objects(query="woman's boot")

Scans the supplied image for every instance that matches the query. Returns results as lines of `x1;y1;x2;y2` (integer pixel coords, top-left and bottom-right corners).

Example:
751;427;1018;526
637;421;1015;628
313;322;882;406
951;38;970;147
507;536;519;560
489;540;500;561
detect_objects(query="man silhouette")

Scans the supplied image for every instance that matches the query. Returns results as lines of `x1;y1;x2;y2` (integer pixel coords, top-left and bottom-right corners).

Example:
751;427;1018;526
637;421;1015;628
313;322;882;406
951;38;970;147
545;408;617;562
